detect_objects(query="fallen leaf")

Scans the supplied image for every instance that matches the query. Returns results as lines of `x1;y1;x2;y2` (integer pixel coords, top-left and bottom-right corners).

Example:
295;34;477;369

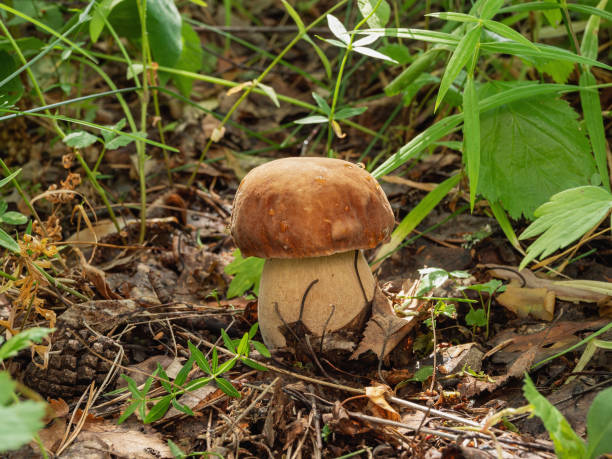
496;283;555;321
365;384;400;421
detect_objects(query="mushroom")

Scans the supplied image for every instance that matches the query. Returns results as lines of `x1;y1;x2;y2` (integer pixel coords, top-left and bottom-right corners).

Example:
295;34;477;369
230;157;394;351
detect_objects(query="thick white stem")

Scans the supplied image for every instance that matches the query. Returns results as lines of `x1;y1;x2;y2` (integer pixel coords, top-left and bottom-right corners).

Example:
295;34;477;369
257;250;375;349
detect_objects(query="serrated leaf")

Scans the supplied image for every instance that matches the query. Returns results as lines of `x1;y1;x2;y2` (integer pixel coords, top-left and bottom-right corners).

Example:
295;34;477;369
224;249;265;298
0;400;47;452
1;211;27;226
478;87;597;219
63;131;99;148
357;0;391;28
215;377;241;398
326;14;349;44
101;118;127;143
294;115;329;124
436;24;481;111
105;133;133;150
463;75;480;211
519;186;612;269
523;375;586;458
354;46;398;63
586;386;612;458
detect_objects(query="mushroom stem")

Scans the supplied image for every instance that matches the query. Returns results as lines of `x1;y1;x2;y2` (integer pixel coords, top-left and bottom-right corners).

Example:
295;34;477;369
257;250;376;349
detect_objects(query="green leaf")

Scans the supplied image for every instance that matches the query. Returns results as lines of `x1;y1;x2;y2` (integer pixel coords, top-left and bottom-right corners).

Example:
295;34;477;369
311;92;331;114
167;439;186;459
478;88;597;219
482;19;538;50
465;307;487;327
211;348;218;372
63;131;100;148
256;82;280;108
224;249;265;298
0;400;47;452
412;366;434;382
105;133;133;150
294;115;329;125
215;377;241;398
373;174;461;263
251;340;271;358
117;400;140;424
523;375;587;458
334;106;367;120
188;341;212;375
303;34;332;80
89;0;115;43
427;12;479;23
241;358;268;372
0;228;19;254
0;168;21;189
357;0;391;28
0;51;24;107
478;0;504;20
144;395;172;423
281;0;305;33
174;357;194;387
0;372;16;405
353;45;397;63
488;200;521;250
248;323;259;339
463;75;480;211
436;24;481;111
109;0;182;68
101;118;127;143
156;364;172;393
220;329;236;353
465;279;504;295
519;186;612;269
236;333;249;356
171;398;194;417
1;211;27;225
580;73;609;192
0;328;53;361
586;386;612;458
169;23;204;97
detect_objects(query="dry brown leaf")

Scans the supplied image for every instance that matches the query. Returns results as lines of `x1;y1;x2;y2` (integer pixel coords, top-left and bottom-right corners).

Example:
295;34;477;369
75;247;121;300
496;283;555;321
365;384;400;421
351;286;418;359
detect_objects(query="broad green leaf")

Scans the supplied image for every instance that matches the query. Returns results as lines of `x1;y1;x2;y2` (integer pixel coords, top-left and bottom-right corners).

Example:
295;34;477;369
101;118;127;143
482;19;538;50
519;186;612;269
0;401;47;452
586;386;612;458
237;333;249;356
281;0;305;33
294;115;329;124
170;23;204;97
463;75;480;211
63;131;100;148
215;377;241;398
1;211;27;225
224;249;265;298
0;372;15;405
357;0;391;28
465;307;487;327
214;358;237;376
0;51;24;107
248;323;259;339
373;174;461;264
478;88;597;219
0;328;52;361
0;169;21;189
334;106;367;120
435;24;481;111
327;14;349;44
523;375;586;458
144;395;172;423
109;0;182;68
105;133;133;150
89;0;115;43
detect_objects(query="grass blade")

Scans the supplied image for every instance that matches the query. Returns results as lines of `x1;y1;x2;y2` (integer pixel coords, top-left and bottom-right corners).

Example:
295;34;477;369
488;200;522;252
463;75;480;211
435;24;481;111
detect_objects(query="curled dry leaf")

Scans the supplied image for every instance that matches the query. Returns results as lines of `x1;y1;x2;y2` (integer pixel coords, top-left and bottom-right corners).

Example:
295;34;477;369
365;384;400;421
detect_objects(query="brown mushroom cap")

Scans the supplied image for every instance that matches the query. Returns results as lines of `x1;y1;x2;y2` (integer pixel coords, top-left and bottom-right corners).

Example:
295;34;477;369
230;157;395;258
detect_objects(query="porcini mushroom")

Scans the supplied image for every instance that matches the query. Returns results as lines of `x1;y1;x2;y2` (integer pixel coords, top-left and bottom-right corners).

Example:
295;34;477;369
230;157;394;351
